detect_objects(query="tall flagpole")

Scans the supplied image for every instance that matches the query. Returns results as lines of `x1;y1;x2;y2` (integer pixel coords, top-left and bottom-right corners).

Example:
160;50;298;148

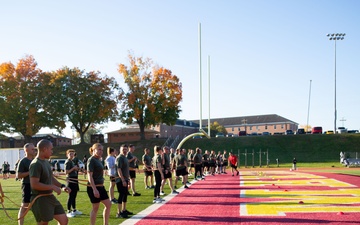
208;55;211;136
199;23;202;129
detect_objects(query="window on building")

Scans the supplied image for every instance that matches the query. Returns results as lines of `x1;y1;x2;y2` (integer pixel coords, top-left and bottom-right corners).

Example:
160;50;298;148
250;126;252;130
232;127;234;131
281;124;284;129
274;125;276;129
256;126;259;130
265;125;267;130
238;127;240;131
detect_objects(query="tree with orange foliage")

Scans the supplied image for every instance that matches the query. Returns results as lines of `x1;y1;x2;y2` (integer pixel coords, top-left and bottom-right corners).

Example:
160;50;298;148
118;52;182;140
0;55;64;142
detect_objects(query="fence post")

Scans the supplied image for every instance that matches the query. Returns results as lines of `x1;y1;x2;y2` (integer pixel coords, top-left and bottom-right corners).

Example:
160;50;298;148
252;149;255;168
244;149;247;168
259;149;262;168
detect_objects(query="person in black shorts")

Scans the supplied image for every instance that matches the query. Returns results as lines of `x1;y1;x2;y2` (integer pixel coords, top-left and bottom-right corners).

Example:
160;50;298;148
160;146;179;195
29;139;71;225
142;148;154;189
87;143;111;225
209;150;216;175
222;150;228;174
127;144;141;196
16;143;36;225
174;149;189;189
202;150;210;175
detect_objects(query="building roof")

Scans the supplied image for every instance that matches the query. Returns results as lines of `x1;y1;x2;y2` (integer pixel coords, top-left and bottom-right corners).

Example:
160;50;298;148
107;128;159;134
190;114;298;127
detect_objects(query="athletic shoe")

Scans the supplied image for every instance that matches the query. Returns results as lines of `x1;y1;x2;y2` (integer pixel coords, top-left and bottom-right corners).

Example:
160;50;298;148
132;192;141;196
232;174;234;176
171;190;179;194
158;197;165;201
66;211;76;218
153;198;162;203
123;209;133;215
111;198;118;204
150;185;155;188
73;210;82;215
160;191;165;196
236;171;239;176
184;185;189;188
116;211;128;218
174;186;178;189
145;186;151;189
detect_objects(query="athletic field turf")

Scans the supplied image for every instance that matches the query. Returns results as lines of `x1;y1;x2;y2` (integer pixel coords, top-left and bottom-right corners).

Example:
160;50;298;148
123;169;360;225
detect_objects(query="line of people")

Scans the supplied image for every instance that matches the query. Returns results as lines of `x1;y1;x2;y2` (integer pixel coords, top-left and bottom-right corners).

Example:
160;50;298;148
14;140;241;225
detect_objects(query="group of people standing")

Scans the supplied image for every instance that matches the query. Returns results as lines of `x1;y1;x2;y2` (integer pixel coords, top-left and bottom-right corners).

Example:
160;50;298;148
2;161;10;179
12;140;241;225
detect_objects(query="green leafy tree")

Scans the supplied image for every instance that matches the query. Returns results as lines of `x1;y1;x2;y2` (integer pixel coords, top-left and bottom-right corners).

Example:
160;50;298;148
118;52;182;140
209;121;227;137
0;55;64;142
47;67;120;144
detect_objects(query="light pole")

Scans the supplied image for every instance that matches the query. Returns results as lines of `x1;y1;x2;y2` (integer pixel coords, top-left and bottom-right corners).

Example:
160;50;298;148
326;33;345;133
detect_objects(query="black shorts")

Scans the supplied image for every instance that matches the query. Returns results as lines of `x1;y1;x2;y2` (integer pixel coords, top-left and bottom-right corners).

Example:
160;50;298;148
22;183;31;203
129;170;136;179
144;171;153;176
87;186;109;203
164;170;172;179
175;168;188;177
223;161;228;166
203;162;209;168
209;162;216;167
190;163;195;168
230;164;237;169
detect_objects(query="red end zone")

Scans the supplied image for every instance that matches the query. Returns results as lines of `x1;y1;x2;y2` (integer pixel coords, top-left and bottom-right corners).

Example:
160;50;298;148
127;170;360;225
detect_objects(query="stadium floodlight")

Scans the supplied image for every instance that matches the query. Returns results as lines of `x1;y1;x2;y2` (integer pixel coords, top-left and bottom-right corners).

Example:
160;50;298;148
326;33;346;133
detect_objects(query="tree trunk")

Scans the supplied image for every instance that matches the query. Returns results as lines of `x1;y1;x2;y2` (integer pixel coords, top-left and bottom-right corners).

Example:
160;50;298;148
79;132;86;144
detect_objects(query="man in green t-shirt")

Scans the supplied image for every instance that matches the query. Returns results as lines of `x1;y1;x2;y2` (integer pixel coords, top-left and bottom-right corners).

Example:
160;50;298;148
29;139;71;225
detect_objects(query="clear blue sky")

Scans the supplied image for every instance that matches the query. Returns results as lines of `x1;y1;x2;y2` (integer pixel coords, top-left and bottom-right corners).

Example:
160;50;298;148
1;0;359;138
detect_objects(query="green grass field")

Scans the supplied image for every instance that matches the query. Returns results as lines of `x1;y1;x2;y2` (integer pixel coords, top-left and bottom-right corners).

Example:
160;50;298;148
0;172;177;225
1;166;359;225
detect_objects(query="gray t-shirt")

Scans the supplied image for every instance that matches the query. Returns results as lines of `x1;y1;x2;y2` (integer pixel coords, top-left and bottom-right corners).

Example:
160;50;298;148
116;154;129;182
127;151;136;168
17;157;32;184
65;159;78;178
142;154;152;169
87;156;104;185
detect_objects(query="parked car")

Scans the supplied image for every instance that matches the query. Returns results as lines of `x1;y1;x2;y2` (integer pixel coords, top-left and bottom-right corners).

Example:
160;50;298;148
215;133;225;138
238;131;247;136
50;159;85;172
312;126;323;134
325;130;334;134
226;133;234;137
296;128;306;135
336;127;347;134
262;132;271;135
285;130;294;135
